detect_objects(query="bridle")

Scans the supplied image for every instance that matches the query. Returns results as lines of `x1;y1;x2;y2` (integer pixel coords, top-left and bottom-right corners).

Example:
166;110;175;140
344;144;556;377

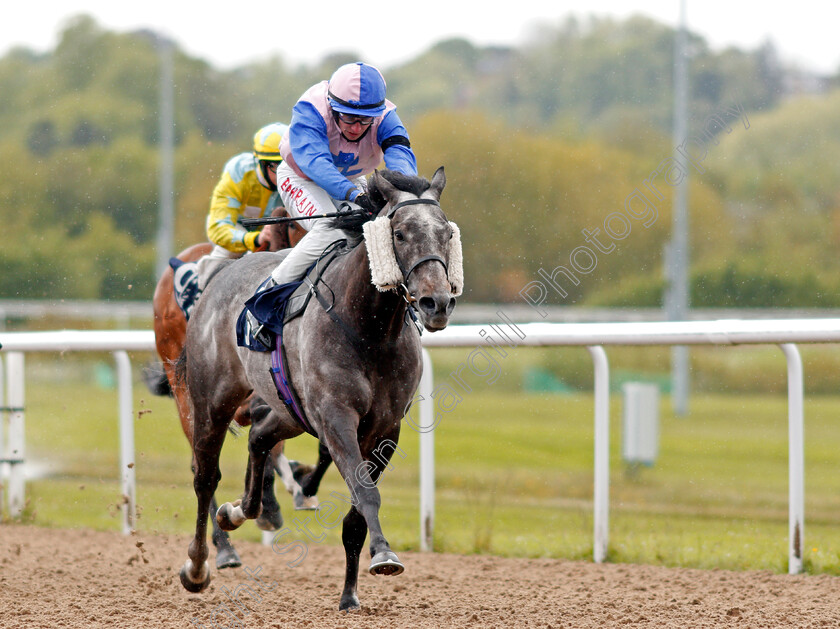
385;197;450;287
384;196;450;334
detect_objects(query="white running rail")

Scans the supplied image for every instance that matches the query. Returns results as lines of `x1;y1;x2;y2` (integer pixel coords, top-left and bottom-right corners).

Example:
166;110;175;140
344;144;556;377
3;318;840;573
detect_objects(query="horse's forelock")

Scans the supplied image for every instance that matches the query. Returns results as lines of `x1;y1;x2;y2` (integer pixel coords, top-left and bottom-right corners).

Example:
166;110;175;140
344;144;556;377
369;170;431;205
334;170;433;234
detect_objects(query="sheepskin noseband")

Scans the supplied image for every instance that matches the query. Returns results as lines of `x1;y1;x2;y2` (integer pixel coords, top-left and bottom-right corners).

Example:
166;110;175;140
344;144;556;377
447;222;464;296
362;216;464;296
363;217;402;290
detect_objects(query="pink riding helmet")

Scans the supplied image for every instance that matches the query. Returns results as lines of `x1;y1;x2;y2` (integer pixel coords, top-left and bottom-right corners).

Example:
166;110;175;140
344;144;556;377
327;62;387;117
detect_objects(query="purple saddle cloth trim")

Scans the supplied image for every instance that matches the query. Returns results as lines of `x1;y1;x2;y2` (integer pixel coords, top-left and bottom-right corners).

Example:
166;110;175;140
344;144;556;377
269;328;317;437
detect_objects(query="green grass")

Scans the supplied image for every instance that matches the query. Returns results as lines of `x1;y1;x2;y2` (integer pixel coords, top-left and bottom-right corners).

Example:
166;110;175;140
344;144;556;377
5;355;840;575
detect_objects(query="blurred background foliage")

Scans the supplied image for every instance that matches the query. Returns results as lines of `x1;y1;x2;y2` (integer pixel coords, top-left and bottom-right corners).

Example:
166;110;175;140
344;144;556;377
1;13;838;307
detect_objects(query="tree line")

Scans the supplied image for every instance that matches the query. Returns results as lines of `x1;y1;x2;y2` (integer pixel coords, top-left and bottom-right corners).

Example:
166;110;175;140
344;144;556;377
1;13;837;306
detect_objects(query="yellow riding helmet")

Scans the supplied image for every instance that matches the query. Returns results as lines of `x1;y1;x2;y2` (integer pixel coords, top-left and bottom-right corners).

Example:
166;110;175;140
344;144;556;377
253;122;288;161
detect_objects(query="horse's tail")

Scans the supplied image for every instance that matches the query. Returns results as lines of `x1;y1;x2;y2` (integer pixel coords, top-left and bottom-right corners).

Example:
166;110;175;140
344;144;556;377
141;361;173;397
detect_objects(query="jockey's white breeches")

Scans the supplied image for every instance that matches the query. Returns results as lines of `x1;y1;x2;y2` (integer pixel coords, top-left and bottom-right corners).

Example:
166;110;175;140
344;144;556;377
270;162;365;285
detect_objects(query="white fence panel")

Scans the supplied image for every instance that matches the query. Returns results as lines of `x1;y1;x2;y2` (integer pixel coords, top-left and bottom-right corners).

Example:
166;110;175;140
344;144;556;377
622;383;660;466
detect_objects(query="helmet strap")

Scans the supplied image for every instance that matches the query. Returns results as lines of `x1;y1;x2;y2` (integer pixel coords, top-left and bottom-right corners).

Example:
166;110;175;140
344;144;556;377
256;159;278;192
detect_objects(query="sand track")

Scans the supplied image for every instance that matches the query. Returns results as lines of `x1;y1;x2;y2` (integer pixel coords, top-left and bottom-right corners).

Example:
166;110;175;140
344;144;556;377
1;524;839;628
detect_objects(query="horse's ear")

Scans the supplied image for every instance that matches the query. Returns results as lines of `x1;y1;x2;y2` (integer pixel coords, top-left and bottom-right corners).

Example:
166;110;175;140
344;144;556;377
370;169;400;205
428;166;446;201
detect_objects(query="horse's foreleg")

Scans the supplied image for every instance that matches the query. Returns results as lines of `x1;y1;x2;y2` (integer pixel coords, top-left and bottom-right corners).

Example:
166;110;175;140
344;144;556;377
209;494;242;569
334;436;401;612
255;455;284;531
338;505;367;611
275;440;330;510
301;441;333;498
264;441;304;516
320;418;403;611
355;443;403;576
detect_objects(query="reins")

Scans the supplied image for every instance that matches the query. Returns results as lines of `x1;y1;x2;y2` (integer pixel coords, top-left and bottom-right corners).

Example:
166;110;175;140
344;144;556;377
310;275;367;350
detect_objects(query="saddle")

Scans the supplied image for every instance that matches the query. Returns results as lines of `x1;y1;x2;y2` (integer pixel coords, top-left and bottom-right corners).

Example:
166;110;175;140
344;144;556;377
235;240;348;352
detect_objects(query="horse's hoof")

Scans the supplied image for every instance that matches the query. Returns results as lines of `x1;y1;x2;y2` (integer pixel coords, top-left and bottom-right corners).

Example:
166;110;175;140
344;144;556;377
369;551;404;576
256;508;283;531
216;500;246;532
215;546;242;570
179;559;211;593
339;593;361;612
288;459;311;481
293;493;320;511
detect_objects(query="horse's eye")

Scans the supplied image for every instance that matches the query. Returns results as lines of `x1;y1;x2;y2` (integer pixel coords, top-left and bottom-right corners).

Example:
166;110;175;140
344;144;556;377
449;230;454;240
394;231;404;241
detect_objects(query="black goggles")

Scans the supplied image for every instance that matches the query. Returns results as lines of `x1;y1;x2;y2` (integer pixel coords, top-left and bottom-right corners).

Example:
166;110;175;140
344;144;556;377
336;112;375;126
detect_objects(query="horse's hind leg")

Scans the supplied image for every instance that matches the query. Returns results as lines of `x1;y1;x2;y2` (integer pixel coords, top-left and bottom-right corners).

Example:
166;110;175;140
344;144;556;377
180;381;241;568
188;457;243;568
180;421;229;593
217;406;283;530
187;459;241;568
277;441;331;510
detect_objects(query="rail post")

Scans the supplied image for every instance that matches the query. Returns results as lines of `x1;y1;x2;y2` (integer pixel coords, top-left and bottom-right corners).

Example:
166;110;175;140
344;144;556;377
0;354;5;513
780;343;804;574
5;352;25;517
114;351;136;534
588;346;610;563
419;349;435;552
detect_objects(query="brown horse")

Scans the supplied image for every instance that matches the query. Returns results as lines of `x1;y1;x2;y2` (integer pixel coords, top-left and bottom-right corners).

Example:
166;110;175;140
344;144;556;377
147;208;327;569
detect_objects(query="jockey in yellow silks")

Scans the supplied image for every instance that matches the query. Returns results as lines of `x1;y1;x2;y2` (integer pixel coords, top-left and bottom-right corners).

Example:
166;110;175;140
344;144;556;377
172;122;287;319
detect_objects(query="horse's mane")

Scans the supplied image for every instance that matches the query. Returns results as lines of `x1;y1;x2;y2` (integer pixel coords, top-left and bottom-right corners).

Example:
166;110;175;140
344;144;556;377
331;169;432;233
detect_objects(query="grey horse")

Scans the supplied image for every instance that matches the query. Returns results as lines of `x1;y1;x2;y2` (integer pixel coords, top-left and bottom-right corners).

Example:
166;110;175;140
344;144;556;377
178;167;462;611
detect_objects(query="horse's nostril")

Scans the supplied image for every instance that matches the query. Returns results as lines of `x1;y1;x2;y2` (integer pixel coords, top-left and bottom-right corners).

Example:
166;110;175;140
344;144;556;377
418;296;437;314
446;297;457;315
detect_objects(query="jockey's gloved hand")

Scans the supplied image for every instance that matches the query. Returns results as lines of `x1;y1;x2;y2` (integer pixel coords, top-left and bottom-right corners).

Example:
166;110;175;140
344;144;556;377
253;232;269;252
353;193;376;217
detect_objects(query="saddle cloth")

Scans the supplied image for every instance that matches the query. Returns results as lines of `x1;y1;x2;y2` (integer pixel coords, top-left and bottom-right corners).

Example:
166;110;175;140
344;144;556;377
169;258;200;321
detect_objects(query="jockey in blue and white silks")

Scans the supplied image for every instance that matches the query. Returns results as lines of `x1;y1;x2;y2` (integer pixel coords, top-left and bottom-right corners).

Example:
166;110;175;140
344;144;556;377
269;61;417;286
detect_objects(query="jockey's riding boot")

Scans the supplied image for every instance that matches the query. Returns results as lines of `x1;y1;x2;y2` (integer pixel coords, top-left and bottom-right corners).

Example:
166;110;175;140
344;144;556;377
171;258;201;320
246;275;279;351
